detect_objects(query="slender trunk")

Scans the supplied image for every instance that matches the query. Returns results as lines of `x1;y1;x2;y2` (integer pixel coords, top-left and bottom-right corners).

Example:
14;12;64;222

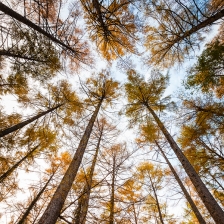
17;173;54;224
132;203;138;224
174;9;224;43
146;104;224;224
74;131;102;224
92;0;109;39
0;50;47;63
38;100;103;224
109;156;115;224
0;3;78;55
148;175;164;224
0;144;40;183
0;104;63;138
155;141;206;224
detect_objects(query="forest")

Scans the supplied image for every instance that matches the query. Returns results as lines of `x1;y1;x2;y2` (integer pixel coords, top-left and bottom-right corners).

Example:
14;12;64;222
0;0;224;223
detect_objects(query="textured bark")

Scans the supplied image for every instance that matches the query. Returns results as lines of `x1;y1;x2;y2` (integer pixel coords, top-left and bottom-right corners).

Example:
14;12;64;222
146;104;224;224
38;100;102;224
109;156;116;224
173;9;224;44
0;104;63;138
17;173;54;224
0;144;40;183
148;174;164;224
155;141;206;224
0;3;78;55
74;131;102;224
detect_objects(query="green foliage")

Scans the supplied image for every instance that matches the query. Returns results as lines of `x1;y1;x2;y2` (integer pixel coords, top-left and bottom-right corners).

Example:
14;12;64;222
124;69;170;126
186;40;224;98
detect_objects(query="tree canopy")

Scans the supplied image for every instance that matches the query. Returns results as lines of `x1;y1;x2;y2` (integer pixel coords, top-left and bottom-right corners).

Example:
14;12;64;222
0;0;224;223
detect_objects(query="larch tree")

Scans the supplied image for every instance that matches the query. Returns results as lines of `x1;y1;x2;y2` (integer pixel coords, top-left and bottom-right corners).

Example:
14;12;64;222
98;143;132;224
135;162;168;224
0;79;82;138
137;122;207;224
185;39;224;98
0;2;91;68
143;0;224;67
38;71;120;224
124;69;224;223
79;0;138;60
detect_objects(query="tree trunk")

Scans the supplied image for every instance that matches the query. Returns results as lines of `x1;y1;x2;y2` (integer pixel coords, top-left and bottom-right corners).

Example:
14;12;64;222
148;174;164;224
155;141;206;224
38;100;103;224
174;9;224;44
109;156;116;224
0;50;47;63
74;131;102;224
17;173;54;224
146;104;224;224
0;144;40;183
0;104;63;138
132;203;138;224
0;3;79;55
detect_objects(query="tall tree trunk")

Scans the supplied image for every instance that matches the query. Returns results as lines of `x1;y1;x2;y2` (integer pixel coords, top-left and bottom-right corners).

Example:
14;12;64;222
0;3;79;55
74;131;103;224
146;104;224;224
148;175;164;224
0;104;63;138
155;141;206;224
38;100;103;224
17;173;54;224
174;9;224;44
0;144;40;183
109;156;115;224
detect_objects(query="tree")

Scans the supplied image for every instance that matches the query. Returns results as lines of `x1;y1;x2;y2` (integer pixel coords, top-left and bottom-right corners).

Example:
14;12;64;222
0;79;82;138
38;72;120;224
124;69;224;223
117;178;143;224
17;172;55;224
186;40;224;97
135;162;166;224
155;141;206;224
80;0;138;60
137;122;207;223
143;0;224;67
98;143;132;224
73;118;106;224
0;2;90;66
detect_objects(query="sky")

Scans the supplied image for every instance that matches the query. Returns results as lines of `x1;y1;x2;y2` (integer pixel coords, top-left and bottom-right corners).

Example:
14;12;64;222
0;0;223;223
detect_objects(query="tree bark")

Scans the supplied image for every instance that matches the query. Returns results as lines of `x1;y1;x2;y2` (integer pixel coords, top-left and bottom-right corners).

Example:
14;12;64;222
146;104;224;224
17;173;54;224
0;3;79;55
173;9;224;44
74;131;102;224
155;141;206;224
0;104;63;138
148;174;164;224
0;144;40;183
109;156;116;224
38;100;103;224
